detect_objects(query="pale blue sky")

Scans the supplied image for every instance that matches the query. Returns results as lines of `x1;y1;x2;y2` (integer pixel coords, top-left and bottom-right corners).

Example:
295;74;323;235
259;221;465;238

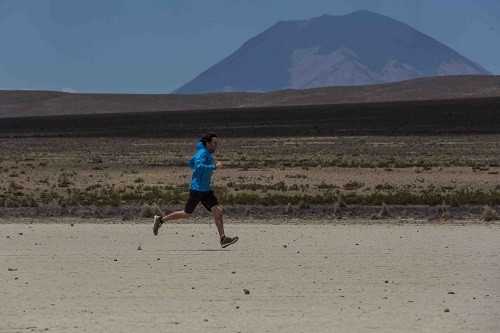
0;0;498;93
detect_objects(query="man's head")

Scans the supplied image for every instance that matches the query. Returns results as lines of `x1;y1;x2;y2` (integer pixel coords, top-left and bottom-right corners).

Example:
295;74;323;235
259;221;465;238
201;132;218;151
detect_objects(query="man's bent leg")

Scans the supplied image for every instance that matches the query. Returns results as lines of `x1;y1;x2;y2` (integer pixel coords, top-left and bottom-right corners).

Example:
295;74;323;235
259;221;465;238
164;210;191;221
154;190;199;236
153;210;191;236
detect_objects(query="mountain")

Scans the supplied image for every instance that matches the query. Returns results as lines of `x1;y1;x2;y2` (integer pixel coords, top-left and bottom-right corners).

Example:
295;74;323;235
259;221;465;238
1;75;500;118
175;10;491;94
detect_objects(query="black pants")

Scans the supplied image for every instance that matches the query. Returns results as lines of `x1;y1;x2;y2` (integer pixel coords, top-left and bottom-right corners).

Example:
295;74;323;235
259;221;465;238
184;190;219;214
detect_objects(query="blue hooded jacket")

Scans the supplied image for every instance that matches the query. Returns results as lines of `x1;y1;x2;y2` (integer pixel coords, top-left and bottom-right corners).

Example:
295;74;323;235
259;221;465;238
187;141;217;191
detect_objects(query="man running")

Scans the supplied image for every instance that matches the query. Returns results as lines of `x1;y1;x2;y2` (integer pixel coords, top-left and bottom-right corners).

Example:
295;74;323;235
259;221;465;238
153;133;239;248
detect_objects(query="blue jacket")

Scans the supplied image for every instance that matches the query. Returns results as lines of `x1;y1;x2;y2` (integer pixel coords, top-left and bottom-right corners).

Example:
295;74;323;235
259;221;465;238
187;141;217;191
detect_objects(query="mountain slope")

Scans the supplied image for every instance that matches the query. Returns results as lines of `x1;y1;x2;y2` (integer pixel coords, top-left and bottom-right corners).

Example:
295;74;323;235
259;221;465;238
1;75;499;118
175;10;490;93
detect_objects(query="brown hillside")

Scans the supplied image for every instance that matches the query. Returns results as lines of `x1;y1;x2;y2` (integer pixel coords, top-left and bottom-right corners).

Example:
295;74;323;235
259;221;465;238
1;75;499;118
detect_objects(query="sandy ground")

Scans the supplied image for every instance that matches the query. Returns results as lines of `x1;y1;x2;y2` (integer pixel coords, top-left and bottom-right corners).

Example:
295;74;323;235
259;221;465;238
1;220;499;333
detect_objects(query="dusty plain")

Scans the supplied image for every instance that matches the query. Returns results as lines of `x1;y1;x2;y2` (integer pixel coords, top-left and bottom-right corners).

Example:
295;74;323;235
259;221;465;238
1;108;499;332
1;222;499;333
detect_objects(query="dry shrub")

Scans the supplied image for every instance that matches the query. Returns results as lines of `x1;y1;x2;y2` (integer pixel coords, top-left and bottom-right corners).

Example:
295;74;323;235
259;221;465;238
298;200;309;209
4;198;18;208
333;201;341;213
152;205;163;216
29;197;39;207
440;200;451;219
448;195;461;207
20;197;31;207
379;202;389;216
333;196;346;213
483;205;499;222
141;204;163;218
141;204;154;218
18;196;39;207
439;200;449;214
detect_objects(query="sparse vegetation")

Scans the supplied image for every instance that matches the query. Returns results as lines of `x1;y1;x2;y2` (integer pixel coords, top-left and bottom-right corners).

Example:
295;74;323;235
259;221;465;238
337;196;347;208
4;198;18;208
482;205;499;222
343;182;364;191
333;200;342;213
380;202;389;217
0;136;498;214
298;200;309;209
448;195;461;207
140;204;153;218
141;204;163;218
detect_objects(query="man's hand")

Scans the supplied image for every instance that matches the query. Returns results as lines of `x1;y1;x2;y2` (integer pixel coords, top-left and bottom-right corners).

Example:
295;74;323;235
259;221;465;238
216;162;222;169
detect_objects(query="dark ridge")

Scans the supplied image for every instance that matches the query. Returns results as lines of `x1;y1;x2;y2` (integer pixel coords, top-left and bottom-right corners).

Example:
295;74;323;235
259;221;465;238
1;97;499;138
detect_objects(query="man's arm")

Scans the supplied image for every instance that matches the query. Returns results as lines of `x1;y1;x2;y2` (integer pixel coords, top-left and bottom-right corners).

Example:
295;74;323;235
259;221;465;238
195;152;217;170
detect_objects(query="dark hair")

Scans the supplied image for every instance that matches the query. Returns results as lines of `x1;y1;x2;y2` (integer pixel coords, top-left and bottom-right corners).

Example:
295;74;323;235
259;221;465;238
200;132;217;147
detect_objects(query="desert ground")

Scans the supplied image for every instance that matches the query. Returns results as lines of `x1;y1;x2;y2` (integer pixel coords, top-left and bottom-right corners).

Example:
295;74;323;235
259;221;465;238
1;221;499;332
1;117;499;332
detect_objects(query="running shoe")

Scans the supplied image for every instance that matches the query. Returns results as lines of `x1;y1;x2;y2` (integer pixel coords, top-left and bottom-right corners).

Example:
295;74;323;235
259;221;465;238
220;236;239;248
153;215;163;236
